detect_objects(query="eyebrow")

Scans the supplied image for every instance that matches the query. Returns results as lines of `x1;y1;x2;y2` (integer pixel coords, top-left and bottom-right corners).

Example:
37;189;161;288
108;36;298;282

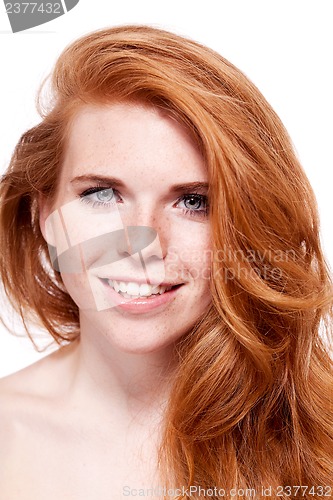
70;175;209;194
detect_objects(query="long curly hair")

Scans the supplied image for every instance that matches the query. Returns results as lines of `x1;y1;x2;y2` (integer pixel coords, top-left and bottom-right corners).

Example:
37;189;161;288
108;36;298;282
0;25;332;498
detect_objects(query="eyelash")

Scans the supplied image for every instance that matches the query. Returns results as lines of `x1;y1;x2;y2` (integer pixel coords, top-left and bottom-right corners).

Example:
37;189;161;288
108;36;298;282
79;185;209;218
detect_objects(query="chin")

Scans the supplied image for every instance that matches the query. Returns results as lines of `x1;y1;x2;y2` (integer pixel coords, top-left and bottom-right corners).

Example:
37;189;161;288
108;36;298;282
108;332;182;356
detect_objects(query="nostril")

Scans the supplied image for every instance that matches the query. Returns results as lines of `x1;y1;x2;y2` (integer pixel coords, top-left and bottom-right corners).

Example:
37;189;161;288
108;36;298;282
116;226;160;257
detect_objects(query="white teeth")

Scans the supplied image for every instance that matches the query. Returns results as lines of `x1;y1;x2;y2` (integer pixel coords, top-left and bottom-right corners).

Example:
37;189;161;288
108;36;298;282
119;281;127;293
106;280;174;298
139;284;152;296
126;282;140;296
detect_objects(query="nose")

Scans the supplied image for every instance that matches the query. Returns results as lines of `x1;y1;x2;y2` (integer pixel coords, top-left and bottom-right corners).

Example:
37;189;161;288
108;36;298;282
116;225;163;261
116;203;168;264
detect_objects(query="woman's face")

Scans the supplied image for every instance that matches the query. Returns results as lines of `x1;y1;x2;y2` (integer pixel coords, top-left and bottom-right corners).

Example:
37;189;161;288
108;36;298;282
40;102;212;354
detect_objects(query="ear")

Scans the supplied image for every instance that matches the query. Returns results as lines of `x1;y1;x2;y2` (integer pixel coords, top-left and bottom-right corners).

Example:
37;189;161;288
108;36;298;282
38;193;56;246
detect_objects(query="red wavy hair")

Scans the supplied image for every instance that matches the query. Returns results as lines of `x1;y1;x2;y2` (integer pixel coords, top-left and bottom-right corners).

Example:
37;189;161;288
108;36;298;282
0;25;332;498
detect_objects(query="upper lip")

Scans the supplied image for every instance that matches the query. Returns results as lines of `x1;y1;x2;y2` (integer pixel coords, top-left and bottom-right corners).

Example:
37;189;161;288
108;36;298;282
98;276;183;287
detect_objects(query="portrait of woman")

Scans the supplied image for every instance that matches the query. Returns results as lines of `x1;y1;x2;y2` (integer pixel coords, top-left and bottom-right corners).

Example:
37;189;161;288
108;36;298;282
0;25;332;499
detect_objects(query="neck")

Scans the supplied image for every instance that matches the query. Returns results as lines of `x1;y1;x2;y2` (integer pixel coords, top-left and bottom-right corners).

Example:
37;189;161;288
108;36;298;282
63;313;179;424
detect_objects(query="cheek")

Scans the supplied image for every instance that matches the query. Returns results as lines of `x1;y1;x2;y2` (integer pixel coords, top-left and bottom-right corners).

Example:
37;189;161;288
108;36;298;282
60;272;97;310
46;201;124;259
169;225;212;283
184;252;211;283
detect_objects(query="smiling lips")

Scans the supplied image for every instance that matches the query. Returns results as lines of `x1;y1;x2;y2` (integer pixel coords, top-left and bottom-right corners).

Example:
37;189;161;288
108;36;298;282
99;278;181;299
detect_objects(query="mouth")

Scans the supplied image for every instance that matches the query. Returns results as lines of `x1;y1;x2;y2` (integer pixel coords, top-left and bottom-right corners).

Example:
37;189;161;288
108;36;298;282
99;278;183;300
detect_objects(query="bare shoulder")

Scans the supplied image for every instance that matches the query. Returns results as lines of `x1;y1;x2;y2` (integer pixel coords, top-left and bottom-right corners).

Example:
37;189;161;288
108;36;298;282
0;340;78;433
0;340;79;458
0;345;59;429
0;349;57;482
0;341;80;498
0;344;61;402
0;339;78;395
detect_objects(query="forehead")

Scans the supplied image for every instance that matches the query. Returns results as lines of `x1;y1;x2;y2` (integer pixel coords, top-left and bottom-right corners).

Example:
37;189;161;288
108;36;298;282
60;102;207;188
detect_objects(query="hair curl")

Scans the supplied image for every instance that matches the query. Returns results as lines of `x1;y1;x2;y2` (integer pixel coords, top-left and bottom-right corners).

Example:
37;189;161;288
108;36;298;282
0;25;332;498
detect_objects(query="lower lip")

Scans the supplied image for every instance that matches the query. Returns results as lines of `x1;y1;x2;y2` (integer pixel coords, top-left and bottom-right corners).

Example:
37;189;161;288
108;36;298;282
98;279;183;313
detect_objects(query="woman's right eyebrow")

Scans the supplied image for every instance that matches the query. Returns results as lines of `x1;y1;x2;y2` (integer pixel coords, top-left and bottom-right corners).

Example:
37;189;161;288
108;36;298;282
70;174;209;194
70;174;126;189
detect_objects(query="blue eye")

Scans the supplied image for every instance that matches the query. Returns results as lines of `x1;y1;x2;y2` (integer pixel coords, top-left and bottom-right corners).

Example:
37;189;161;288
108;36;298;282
94;188;114;203
183;195;205;210
79;187;116;207
178;194;208;217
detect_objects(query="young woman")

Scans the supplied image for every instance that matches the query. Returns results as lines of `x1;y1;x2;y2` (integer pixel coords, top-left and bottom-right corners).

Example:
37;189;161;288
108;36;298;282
0;25;332;499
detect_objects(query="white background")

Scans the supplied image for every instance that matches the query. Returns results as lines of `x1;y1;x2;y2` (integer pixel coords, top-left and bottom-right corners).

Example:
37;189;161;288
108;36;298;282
0;1;332;377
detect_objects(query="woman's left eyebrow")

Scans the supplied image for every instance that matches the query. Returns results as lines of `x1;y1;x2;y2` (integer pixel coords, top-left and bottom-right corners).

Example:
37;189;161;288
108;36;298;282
70;175;208;193
170;182;209;194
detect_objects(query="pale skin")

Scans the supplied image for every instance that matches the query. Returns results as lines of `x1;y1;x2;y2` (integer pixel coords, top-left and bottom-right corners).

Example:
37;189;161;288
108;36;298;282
0;102;212;498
